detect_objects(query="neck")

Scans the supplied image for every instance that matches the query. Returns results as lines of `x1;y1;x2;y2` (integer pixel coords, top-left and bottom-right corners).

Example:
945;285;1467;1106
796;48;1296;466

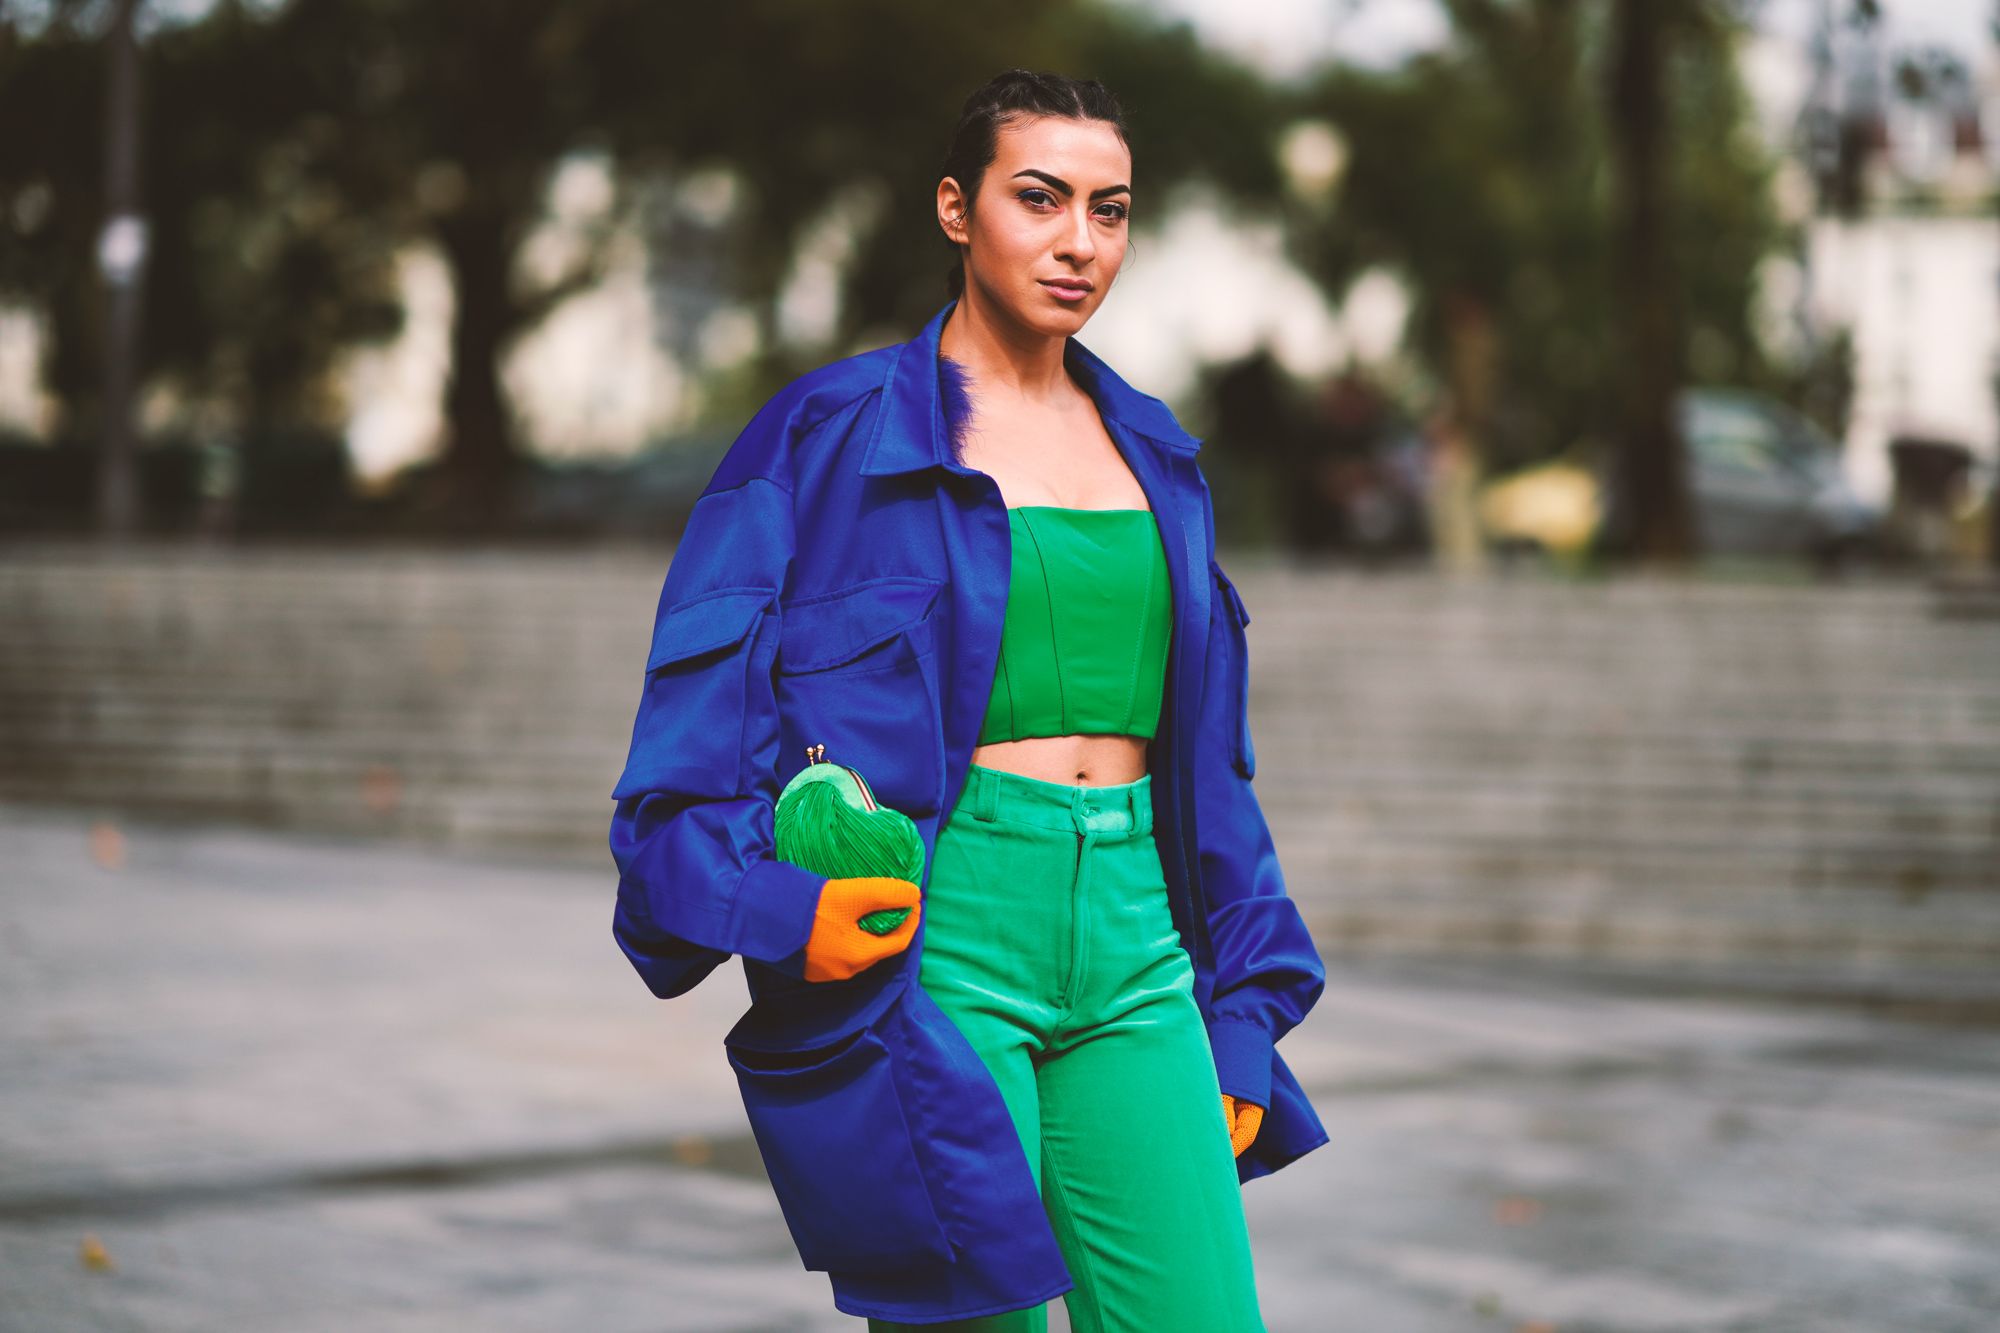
937;284;1073;406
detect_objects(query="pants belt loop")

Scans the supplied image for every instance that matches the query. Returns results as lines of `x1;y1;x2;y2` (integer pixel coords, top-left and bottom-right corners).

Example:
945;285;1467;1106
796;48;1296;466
973;766;999;822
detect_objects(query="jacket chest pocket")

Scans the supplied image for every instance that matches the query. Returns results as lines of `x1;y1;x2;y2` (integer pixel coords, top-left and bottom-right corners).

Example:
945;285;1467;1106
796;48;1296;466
775;576;946;820
1211;562;1256;780
723;976;956;1274
611;585;774;801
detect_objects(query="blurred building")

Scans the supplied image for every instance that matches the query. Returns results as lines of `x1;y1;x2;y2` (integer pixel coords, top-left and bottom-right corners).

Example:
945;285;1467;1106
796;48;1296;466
1755;18;2000;508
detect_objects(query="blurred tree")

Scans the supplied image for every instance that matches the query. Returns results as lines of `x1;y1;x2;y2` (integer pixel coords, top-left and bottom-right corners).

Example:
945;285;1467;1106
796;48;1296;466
239;0;656;533
148;5;406;533
0;7;119;438
2;0;1289;535
607;2;1291;400
0;2;405;535
601;0;1078;398
1285;0;1783;565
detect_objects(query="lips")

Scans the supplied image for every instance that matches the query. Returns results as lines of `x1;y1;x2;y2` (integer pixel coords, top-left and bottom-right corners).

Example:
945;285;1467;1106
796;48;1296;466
1040;278;1092;300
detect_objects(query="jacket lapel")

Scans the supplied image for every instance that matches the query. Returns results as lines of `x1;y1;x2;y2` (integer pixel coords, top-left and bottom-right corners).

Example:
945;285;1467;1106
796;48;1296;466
1096;413;1213;973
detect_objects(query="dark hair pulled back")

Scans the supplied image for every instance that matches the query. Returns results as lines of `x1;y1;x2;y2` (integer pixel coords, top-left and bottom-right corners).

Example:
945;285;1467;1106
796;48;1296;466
939;69;1129;300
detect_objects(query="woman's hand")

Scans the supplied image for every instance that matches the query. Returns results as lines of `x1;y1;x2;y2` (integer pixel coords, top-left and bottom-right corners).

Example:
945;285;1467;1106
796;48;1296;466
1220;1093;1264;1157
802;876;922;982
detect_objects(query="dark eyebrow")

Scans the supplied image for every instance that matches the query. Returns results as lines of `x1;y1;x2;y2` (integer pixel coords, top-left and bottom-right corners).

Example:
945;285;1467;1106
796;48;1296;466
1012;169;1131;202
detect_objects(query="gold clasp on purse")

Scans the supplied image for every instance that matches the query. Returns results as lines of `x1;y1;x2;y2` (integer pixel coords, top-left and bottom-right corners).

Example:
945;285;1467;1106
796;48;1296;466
804;742;827;766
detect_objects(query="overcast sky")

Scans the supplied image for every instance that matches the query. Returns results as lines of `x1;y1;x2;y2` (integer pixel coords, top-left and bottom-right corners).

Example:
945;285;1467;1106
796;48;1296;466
1134;0;1999;80
71;0;1999;82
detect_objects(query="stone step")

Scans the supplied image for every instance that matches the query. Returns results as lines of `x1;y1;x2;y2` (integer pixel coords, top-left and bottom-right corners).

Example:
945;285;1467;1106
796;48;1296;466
1299;907;2000;964
6;716;1991;819
10;689;1997;767
5;757;1988;890
4;545;1993;971
1263;826;1996;899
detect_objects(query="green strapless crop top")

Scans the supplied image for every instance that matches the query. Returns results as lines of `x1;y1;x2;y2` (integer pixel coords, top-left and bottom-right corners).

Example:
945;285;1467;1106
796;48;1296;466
977;505;1173;744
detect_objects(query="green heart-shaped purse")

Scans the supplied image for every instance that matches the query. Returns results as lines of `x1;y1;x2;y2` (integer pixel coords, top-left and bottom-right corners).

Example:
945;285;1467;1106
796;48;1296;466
772;743;924;935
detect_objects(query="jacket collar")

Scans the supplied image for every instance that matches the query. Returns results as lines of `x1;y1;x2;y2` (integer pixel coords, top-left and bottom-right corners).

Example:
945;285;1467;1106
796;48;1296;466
859;297;1202;477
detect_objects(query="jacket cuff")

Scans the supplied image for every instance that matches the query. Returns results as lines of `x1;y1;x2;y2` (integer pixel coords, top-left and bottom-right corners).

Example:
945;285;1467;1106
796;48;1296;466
611;898;731;999
1206;1014;1274;1108
728;855;828;970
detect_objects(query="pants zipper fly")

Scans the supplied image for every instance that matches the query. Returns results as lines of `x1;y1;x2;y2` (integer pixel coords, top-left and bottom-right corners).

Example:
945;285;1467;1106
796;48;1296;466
1062;827;1085;1012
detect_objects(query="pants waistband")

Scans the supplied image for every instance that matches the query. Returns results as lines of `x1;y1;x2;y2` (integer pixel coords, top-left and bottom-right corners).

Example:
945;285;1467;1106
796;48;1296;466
952;762;1153;836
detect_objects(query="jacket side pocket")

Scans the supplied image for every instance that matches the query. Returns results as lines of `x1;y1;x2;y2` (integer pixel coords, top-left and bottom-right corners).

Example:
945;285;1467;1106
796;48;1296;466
887;980;1068;1276
724;982;956;1274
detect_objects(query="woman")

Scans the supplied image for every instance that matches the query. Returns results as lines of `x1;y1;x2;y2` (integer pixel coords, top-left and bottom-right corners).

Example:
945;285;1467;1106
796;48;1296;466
608;70;1327;1330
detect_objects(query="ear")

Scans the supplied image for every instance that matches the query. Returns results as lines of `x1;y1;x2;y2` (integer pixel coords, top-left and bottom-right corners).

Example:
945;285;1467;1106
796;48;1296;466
936;177;969;246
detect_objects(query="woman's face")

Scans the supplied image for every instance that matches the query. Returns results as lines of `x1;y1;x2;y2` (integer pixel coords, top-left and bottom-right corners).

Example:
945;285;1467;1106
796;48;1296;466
939;114;1132;338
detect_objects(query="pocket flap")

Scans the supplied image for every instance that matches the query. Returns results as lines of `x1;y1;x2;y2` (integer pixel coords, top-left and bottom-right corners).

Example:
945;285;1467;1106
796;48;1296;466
647;586;773;670
1210;560;1256;778
779;576;944;673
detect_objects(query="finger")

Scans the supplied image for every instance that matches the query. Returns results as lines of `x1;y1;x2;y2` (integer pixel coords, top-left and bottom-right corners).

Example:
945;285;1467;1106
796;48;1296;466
1229;1100;1264;1156
847;875;921;908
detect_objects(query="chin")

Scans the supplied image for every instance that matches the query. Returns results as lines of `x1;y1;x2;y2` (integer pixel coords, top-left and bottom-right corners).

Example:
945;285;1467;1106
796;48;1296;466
1019;293;1097;335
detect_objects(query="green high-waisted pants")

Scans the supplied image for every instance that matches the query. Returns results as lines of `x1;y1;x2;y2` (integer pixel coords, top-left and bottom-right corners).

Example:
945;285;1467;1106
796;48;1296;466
866;762;1266;1333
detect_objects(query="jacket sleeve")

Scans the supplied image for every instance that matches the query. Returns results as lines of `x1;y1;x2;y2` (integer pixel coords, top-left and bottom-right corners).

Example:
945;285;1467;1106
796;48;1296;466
1191;492;1327;1110
607;436;831;999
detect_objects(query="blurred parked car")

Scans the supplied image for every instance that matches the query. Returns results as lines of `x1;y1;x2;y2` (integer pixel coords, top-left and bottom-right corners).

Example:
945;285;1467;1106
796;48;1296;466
1483;387;1883;572
1478;450;1601;568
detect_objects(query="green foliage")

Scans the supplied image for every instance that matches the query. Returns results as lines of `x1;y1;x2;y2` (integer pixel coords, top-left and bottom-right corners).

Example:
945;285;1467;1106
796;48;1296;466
0;0;1289;527
1288;0;1785;474
0;1;407;444
0;0;1795;539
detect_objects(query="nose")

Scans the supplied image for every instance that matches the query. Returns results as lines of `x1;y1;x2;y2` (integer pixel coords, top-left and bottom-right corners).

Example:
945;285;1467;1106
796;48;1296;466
1054;203;1096;267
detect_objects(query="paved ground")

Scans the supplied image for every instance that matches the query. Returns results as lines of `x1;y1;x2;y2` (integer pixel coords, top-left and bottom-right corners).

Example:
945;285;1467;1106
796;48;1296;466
1;804;1996;1332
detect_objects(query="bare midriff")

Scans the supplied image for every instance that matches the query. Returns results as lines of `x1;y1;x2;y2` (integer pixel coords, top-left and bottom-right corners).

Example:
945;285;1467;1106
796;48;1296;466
970;732;1149;786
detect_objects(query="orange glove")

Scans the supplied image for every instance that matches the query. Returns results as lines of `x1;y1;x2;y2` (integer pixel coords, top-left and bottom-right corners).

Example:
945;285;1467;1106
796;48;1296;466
802;876;922;982
1220;1093;1264;1157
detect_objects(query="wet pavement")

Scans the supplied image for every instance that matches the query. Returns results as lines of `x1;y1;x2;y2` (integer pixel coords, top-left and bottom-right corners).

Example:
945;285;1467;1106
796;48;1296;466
2;804;1995;1332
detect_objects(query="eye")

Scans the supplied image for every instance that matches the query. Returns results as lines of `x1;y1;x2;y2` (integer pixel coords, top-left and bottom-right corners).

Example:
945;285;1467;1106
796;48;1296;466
1016;188;1128;222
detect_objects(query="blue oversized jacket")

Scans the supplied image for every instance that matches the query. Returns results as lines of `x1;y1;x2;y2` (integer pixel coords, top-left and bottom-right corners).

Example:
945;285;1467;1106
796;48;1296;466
609;296;1328;1323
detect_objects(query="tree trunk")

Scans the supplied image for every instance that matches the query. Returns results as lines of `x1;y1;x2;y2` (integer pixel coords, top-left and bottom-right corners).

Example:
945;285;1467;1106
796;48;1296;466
1607;0;1694;565
434;209;522;536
